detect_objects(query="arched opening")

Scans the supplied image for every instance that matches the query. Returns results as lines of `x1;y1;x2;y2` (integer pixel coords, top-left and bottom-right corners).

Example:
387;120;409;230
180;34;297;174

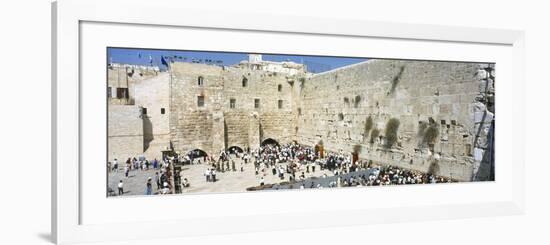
261;138;280;147
187;149;208;158
227;146;244;154
314;144;324;158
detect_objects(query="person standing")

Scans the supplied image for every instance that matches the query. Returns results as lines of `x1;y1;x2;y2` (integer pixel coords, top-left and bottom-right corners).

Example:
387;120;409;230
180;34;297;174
117;180;124;195
145;177;153;195
113;158;118;172
154;172;160;190
124;164;129;178
212;169;217;182
205;168;211;182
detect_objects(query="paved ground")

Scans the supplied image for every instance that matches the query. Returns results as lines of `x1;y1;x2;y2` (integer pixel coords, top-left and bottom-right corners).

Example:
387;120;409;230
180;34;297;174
108;168;163;196
108;154;334;197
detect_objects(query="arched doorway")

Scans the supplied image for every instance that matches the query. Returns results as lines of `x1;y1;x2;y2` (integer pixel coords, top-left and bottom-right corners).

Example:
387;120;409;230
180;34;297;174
261;138;280;147
227;146;244;154
314;144;324;158
187;149;208;164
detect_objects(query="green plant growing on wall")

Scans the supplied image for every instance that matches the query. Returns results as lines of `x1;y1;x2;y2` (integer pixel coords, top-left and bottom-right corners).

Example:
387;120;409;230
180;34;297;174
338;113;344;121
384;118;400;148
299;77;306;90
364;115;373;139
423;125;439;145
353;144;361;154
389;66;405;94
417;121;439;147
417;121;428;137
354;95;361;108
370;128;380;144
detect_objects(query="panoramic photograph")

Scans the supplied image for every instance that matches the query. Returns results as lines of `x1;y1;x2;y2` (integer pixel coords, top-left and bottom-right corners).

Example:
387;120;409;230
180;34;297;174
106;47;495;197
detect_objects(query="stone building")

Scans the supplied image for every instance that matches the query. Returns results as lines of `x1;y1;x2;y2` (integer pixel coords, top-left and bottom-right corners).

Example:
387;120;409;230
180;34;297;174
108;55;495;181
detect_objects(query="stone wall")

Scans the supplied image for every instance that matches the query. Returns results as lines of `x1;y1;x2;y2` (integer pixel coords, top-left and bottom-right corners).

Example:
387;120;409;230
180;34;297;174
107;105;144;162
108;58;494;181
296;60;494;181
107;64;160;105
169;62;301;156
133;72;171;160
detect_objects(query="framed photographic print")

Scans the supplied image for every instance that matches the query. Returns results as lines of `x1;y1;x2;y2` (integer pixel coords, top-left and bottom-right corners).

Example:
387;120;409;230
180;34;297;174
52;0;525;244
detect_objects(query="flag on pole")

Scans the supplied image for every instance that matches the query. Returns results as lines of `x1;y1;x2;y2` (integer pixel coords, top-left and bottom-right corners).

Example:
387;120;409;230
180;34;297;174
161;55;169;67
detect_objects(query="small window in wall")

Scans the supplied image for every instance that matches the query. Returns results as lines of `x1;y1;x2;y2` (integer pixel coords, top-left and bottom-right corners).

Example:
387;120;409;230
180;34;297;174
198;76;204;86
254;99;260;109
107;87;112;98
278;84;282;92
230;98;236;109
465;144;472;156
141;107;147;115
197;96;205;107
298;108;302;116
161;108;166;114
116;88;129;99
278;100;283;109
242;77;248;87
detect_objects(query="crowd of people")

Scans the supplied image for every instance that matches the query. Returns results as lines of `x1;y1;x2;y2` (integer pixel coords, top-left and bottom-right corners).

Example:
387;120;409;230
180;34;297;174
245;142;453;190
108;155;175;196
299;165;452;190
109;142;454;196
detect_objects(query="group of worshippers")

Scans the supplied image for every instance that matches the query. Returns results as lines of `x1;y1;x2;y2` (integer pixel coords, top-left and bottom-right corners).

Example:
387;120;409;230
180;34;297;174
108;155;175;196
201;148;252;183
109;157;165;176
246;142;453;190
251;142;325;183
289;165;452;190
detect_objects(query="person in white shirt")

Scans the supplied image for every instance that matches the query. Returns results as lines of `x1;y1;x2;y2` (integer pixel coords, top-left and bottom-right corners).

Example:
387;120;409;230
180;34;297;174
117;180;124;195
204;169;210;182
162;182;170;194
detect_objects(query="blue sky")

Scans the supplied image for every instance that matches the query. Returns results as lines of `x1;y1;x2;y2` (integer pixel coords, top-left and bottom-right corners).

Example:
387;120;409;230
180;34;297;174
107;47;368;73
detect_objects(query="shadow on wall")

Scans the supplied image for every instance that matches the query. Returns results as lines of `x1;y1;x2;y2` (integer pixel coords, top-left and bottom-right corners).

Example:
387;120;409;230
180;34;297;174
143;116;154;151
474;120;495;181
224;120;228;150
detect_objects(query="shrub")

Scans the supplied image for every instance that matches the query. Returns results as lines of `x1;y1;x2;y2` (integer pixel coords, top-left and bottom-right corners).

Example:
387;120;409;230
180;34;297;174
353;144;361;154
354;95;361;108
423;125;439;145
364;116;373;138
417;121;428;137
417;121;439;147
384;118;400;148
